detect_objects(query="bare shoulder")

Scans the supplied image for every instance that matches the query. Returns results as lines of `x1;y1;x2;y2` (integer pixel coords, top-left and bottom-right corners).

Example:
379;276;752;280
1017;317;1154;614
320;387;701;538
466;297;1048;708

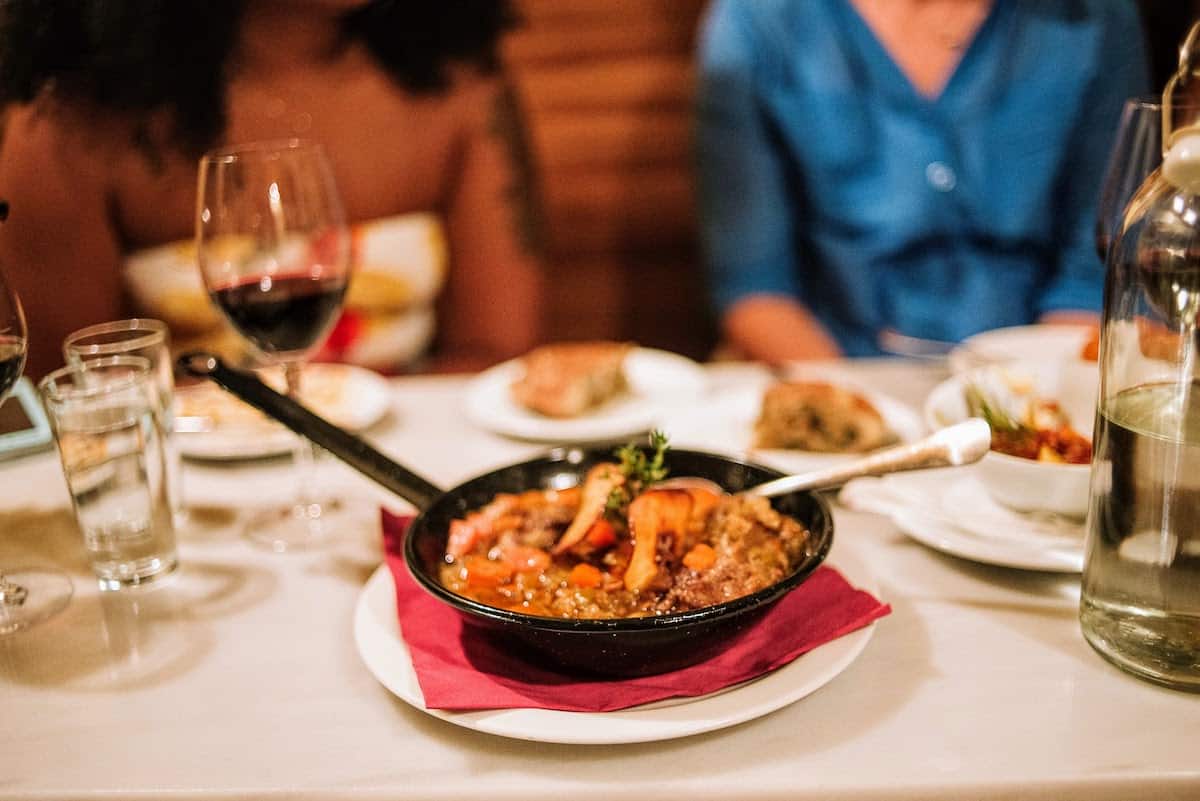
0;102;130;197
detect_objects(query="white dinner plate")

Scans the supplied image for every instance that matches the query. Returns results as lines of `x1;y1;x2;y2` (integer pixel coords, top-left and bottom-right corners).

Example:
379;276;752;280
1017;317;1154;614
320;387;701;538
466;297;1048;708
660;381;924;475
353;547;880;745
839;471;1085;573
175;363;392;460
948;324;1096;374
463;347;707;443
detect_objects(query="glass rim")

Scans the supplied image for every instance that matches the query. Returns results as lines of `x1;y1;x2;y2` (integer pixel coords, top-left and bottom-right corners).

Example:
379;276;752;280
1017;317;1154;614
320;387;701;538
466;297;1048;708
38;354;154;402
1123;94;1200;112
63;318;167;357
200;138;325;166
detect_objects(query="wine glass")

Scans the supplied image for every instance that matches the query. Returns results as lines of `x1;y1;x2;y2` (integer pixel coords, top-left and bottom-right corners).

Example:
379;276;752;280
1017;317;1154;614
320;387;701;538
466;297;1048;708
196;140;352;551
0;263;73;635
1096;97;1168;262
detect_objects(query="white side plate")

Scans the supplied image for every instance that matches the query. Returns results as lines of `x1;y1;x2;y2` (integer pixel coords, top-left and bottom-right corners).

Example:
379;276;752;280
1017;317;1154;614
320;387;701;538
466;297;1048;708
840;471;1085;573
661;381;925;475
463;347;707;443
949;324;1095;374
176;363;392;460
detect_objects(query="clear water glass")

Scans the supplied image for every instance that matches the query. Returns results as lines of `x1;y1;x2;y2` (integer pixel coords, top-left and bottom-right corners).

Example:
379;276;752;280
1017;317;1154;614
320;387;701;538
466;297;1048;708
63;318;185;526
39;355;179;590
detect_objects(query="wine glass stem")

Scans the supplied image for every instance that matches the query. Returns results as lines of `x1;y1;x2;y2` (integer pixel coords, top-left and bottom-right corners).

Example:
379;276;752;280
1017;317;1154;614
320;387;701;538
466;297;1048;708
0;572;28;606
283;361;321;512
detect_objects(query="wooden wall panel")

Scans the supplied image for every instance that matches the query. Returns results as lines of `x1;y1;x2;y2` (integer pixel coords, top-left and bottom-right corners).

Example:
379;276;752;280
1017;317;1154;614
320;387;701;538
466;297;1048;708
539;256;715;358
516;58;694;113
541;167;695;255
506;18;698;64
531;111;691;170
516;0;709;24
506;0;715;360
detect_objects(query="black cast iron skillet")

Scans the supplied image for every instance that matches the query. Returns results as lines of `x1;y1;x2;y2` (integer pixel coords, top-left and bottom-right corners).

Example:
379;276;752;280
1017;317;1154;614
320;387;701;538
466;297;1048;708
179;353;834;677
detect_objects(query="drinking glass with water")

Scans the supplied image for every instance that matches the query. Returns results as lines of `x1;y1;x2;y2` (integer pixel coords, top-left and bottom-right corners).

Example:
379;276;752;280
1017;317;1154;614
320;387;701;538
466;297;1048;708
38;355;178;590
62;318;185;527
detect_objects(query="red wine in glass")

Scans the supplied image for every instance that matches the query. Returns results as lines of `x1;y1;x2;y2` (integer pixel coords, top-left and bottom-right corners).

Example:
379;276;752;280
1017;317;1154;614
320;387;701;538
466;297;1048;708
196;140;352;552
209;273;347;357
0;334;25;397
0;269;72;635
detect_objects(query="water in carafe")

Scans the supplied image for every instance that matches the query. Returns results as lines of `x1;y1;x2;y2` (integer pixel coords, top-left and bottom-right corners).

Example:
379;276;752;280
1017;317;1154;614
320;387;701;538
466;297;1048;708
1081;46;1200;690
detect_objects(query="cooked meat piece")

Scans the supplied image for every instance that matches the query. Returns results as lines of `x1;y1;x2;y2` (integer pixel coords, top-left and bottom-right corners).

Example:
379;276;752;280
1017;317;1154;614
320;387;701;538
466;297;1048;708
510;341;632;418
522;503;576;531
658;494;810;612
754;380;895;453
517;526;558;551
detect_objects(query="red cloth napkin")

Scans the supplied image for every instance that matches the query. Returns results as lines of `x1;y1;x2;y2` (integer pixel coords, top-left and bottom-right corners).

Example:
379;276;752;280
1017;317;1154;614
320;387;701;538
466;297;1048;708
381;510;889;712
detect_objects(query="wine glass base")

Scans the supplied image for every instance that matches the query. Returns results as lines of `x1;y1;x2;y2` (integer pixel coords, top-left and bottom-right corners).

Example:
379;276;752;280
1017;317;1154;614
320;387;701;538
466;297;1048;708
0;568;74;636
242;499;345;553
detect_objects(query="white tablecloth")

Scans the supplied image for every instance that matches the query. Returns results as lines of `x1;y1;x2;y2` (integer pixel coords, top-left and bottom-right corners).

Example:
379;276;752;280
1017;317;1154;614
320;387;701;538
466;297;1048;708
2;360;1198;800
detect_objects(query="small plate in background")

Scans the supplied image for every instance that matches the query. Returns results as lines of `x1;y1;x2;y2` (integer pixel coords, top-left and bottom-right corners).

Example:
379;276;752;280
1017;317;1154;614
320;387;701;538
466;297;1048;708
463;347;707;443
660;377;924;475
948;324;1096;374
839;471;1085;573
175;363;392;460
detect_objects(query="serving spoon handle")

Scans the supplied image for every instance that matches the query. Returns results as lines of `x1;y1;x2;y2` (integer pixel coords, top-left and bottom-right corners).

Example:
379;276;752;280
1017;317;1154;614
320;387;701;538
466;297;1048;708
178;352;445;510
745;418;992;499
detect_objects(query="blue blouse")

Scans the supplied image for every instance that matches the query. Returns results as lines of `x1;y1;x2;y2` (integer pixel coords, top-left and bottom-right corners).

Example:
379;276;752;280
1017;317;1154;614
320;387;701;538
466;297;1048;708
696;0;1149;356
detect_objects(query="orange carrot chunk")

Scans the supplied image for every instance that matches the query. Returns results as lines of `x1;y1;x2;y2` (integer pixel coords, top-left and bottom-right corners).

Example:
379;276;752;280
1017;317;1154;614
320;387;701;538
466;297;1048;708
683;543;717;571
461;556;514;588
585;518;618;548
568;563;603;588
501;545;551;572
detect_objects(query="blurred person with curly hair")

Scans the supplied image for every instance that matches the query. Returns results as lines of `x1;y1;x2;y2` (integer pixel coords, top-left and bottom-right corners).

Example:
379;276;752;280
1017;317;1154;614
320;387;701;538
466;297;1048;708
0;0;545;377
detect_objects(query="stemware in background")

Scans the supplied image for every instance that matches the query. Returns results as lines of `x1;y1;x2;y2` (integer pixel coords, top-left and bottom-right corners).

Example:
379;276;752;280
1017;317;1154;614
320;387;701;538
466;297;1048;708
195;139;352;552
1095;97;1168;262
63;319;185;527
39;355;179;590
0;263;73;635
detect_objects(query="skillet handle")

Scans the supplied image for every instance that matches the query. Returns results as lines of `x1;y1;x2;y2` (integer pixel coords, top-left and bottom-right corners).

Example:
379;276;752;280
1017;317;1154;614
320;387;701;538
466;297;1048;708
178;352;444;511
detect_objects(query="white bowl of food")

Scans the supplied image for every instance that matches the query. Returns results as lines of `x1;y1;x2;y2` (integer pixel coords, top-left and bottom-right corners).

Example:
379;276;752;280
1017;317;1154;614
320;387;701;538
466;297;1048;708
923;360;1098;519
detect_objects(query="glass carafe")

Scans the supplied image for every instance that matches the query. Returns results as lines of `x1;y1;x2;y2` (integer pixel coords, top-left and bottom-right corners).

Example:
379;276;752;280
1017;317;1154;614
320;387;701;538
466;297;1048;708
1081;34;1200;691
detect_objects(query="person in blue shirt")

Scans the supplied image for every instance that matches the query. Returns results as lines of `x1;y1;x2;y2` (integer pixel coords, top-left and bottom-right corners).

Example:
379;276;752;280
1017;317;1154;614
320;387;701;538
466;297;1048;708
696;0;1149;362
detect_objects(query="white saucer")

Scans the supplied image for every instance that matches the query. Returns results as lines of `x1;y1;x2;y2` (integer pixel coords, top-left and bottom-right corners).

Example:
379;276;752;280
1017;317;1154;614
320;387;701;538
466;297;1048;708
463;347;707;443
175;363;391;460
839;470;1085;573
353;547;880;745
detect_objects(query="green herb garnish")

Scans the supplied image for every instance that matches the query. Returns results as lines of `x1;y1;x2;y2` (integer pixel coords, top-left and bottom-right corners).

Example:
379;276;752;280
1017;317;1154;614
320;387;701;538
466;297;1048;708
616;429;669;485
605;430;670;516
964;383;1022;433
